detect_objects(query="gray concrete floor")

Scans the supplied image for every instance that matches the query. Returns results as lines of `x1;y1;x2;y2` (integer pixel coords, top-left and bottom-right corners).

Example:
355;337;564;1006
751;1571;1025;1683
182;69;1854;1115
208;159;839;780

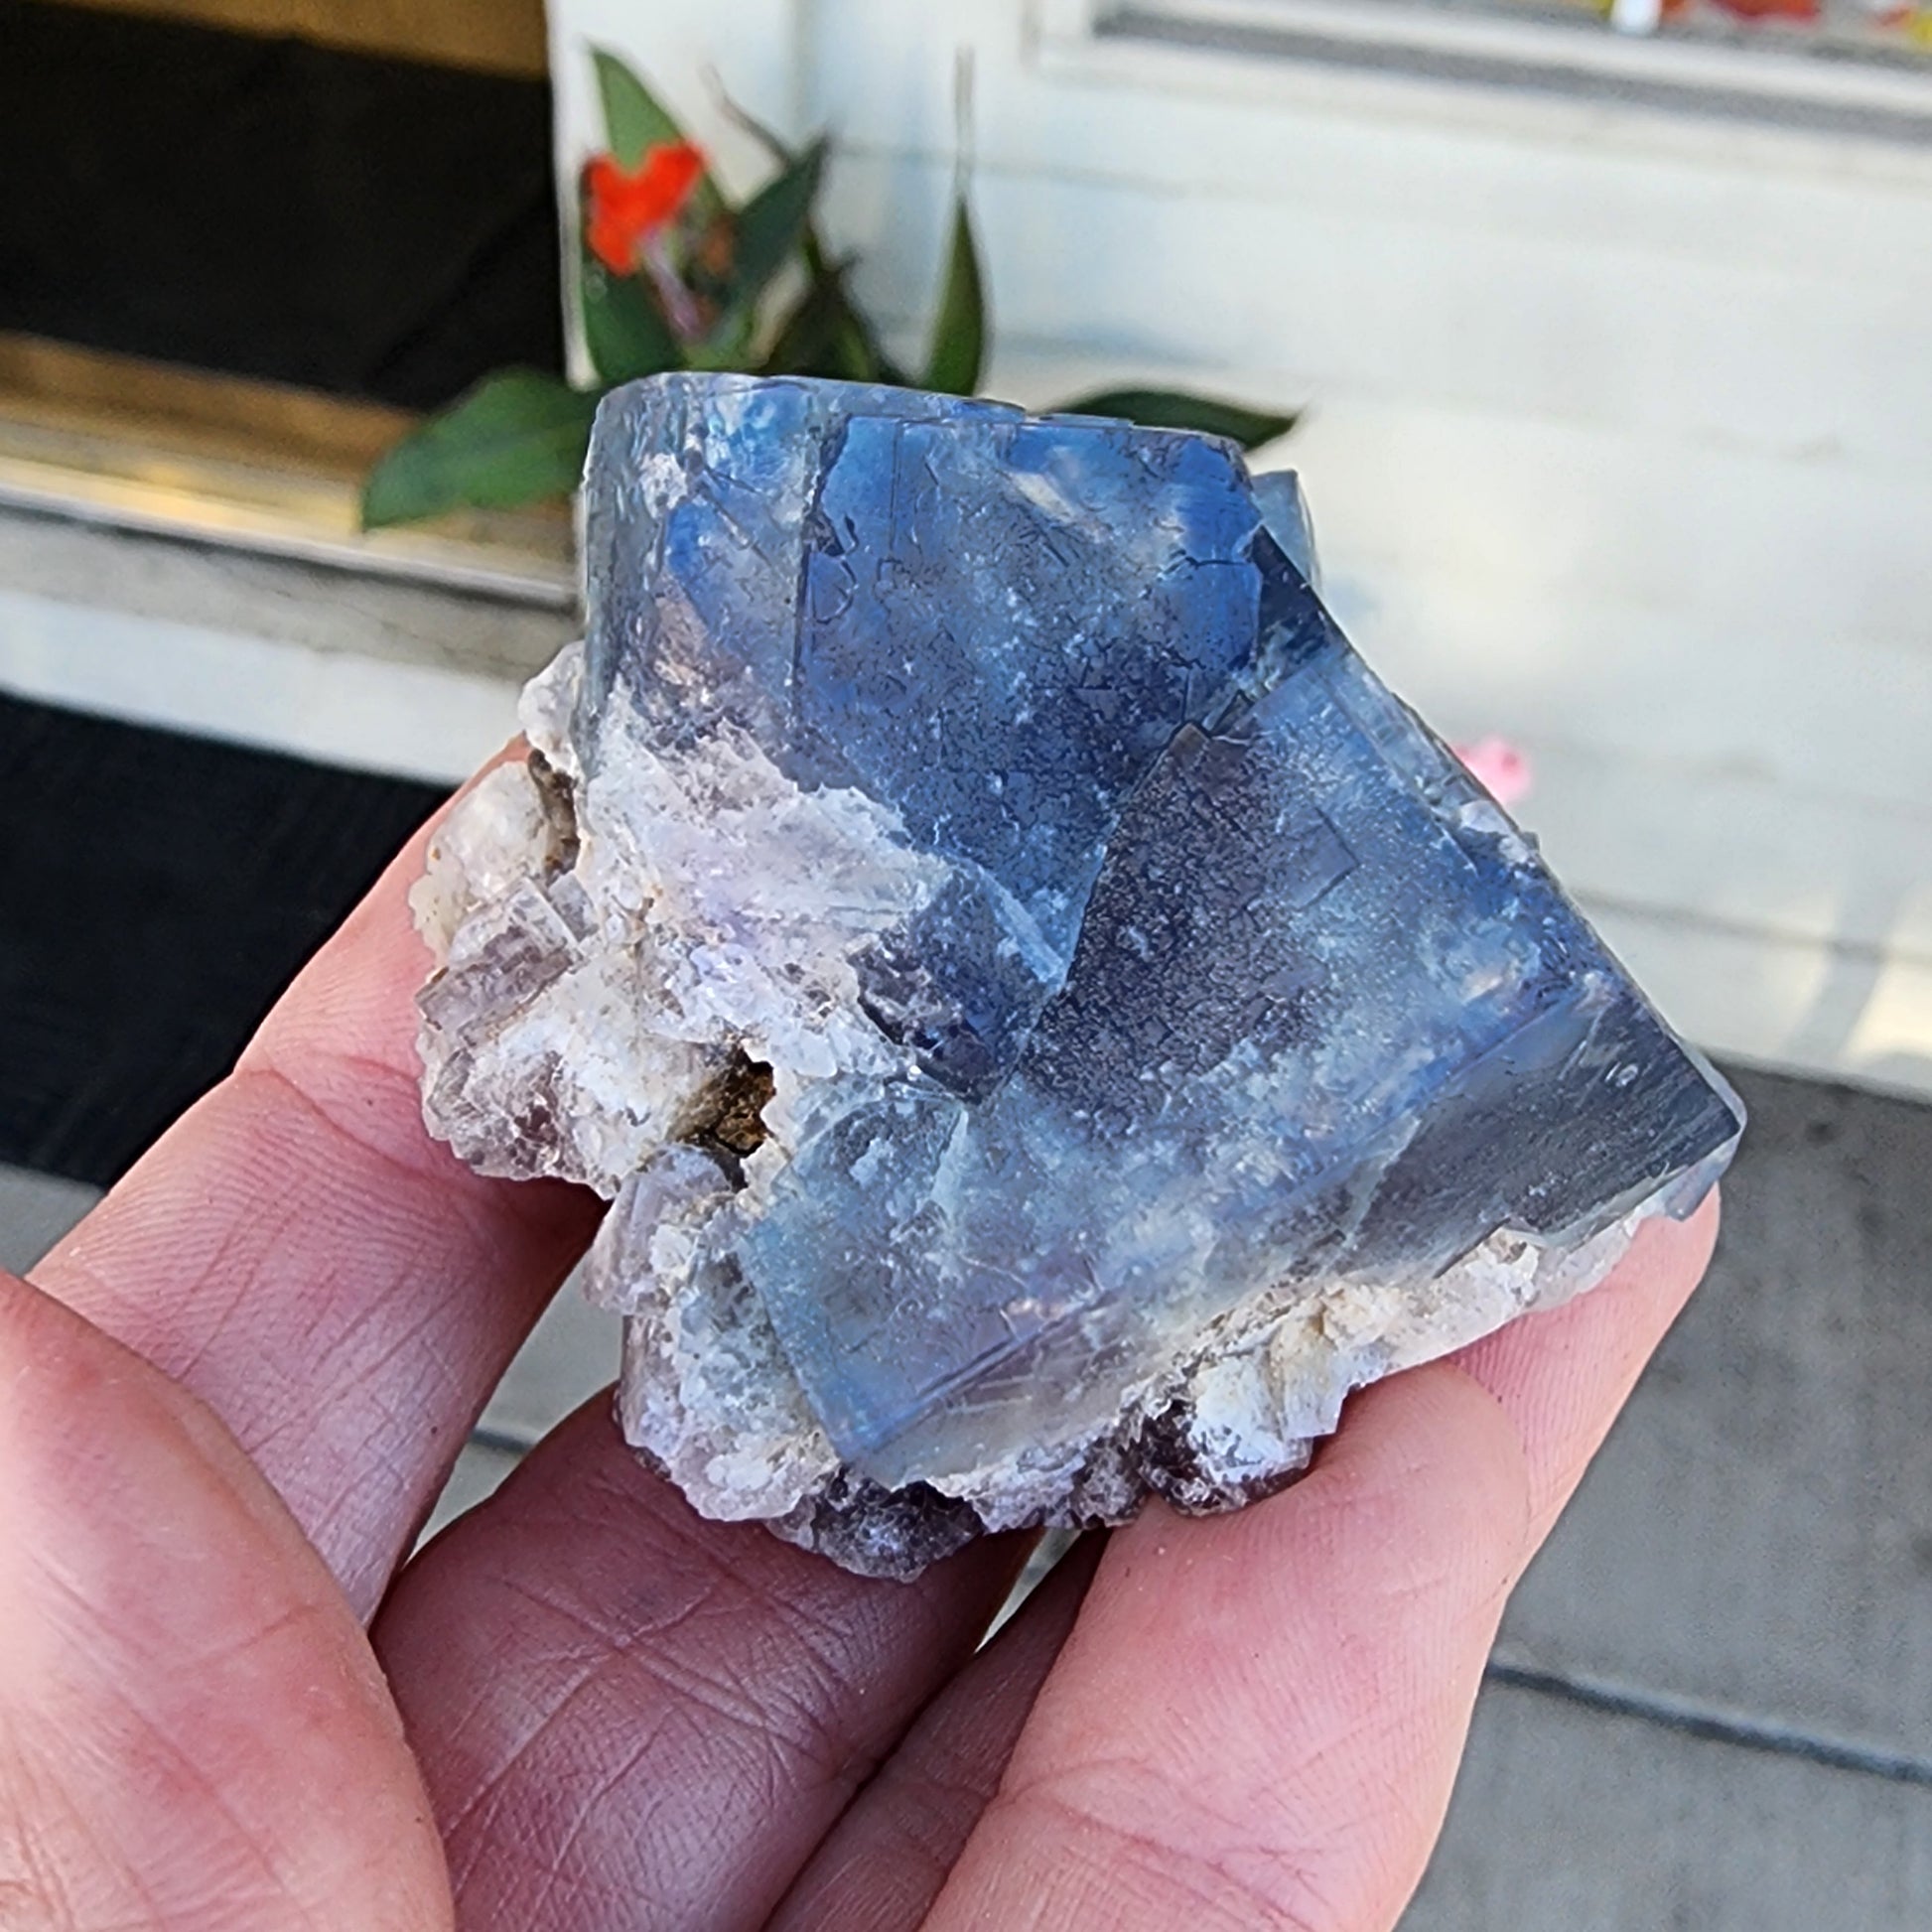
4;1059;1927;1924
1408;1062;1932;1929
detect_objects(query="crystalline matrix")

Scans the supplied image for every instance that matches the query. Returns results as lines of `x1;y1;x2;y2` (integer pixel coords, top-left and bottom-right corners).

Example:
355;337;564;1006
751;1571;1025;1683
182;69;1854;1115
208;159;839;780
414;373;1743;1579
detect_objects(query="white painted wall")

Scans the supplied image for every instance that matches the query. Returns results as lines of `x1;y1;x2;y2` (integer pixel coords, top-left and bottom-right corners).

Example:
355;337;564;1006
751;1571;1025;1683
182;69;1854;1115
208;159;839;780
555;0;1932;1097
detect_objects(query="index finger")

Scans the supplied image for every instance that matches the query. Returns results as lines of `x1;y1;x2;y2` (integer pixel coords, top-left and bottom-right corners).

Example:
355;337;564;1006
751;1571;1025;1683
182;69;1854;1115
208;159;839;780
917;1196;1720;1932
30;770;601;1618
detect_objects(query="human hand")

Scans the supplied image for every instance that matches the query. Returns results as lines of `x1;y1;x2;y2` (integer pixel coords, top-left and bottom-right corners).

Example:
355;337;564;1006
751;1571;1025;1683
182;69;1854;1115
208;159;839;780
5;779;1718;1931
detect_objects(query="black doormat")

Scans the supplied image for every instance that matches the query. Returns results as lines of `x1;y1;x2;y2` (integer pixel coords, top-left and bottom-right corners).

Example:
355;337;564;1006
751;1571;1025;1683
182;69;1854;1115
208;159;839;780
1;692;443;1185
0;0;564;408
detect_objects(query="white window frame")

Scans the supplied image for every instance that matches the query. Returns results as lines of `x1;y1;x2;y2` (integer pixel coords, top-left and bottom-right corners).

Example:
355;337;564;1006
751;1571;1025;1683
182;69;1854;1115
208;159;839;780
1042;0;1932;145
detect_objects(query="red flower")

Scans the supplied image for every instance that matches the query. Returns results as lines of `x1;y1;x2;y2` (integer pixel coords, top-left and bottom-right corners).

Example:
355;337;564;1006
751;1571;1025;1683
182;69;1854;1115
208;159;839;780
585;141;705;274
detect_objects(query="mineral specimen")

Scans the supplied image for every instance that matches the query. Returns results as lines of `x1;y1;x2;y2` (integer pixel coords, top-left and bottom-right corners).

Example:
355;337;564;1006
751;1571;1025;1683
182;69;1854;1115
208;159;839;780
414;372;1743;1579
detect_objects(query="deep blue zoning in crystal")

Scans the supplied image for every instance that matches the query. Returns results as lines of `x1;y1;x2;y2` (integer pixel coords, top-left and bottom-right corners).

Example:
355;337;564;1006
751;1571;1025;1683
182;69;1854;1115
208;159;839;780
583;373;1743;1486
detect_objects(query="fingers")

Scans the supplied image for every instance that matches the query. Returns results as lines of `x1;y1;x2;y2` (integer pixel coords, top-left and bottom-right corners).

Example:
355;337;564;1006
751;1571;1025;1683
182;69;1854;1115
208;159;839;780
371;1398;1031;1932
920;1369;1529;1932
1451;1191;1721;1547
30;772;602;1617
0;1268;452;1931
918;1199;1720;1932
766;1535;1106;1932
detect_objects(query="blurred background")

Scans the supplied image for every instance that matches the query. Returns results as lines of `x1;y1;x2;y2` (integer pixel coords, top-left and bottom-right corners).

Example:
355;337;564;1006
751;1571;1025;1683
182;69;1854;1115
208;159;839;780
2;2;1930;1923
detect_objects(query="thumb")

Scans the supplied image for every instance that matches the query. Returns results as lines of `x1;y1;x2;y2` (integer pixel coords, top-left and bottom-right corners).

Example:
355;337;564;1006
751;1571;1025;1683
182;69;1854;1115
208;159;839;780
0;1267;452;1931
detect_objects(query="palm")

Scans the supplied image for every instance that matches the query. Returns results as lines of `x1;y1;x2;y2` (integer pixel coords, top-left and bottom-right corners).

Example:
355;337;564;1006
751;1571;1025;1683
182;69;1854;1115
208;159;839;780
7;790;1717;1932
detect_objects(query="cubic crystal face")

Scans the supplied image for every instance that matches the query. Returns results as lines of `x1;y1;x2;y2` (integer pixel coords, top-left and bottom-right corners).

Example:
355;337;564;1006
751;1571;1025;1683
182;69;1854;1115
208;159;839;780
414;373;1743;1578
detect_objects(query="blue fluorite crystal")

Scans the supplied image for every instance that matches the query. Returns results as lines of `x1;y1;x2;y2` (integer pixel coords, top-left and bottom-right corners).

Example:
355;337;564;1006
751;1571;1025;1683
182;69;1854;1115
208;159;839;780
571;373;1742;1500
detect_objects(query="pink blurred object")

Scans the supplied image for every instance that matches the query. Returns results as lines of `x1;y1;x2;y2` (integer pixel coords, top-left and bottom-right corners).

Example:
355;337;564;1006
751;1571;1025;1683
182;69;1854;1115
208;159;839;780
1452;736;1534;808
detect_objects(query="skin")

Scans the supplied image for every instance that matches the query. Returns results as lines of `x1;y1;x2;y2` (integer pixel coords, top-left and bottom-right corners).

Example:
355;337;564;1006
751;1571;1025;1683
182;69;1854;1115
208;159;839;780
3;775;1720;1931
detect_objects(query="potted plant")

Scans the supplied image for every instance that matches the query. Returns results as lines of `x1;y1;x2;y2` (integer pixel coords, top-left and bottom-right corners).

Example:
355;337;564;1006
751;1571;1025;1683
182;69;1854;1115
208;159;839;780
363;53;1295;528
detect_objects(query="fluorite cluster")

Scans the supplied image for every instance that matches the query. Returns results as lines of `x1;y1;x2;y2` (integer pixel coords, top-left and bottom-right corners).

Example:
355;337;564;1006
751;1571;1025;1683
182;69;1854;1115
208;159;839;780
414;373;1742;1578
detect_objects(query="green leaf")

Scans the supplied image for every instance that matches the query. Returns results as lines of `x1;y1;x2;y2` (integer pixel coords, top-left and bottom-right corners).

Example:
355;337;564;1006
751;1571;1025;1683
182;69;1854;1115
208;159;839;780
1051;387;1299;451
360;371;600;527
729;138;827;308
761;261;897;383
922;194;986;396
590;48;727;221
593;49;687;166
713;87;796;167
688;139;828;368
685;306;759;372
580;251;685;386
